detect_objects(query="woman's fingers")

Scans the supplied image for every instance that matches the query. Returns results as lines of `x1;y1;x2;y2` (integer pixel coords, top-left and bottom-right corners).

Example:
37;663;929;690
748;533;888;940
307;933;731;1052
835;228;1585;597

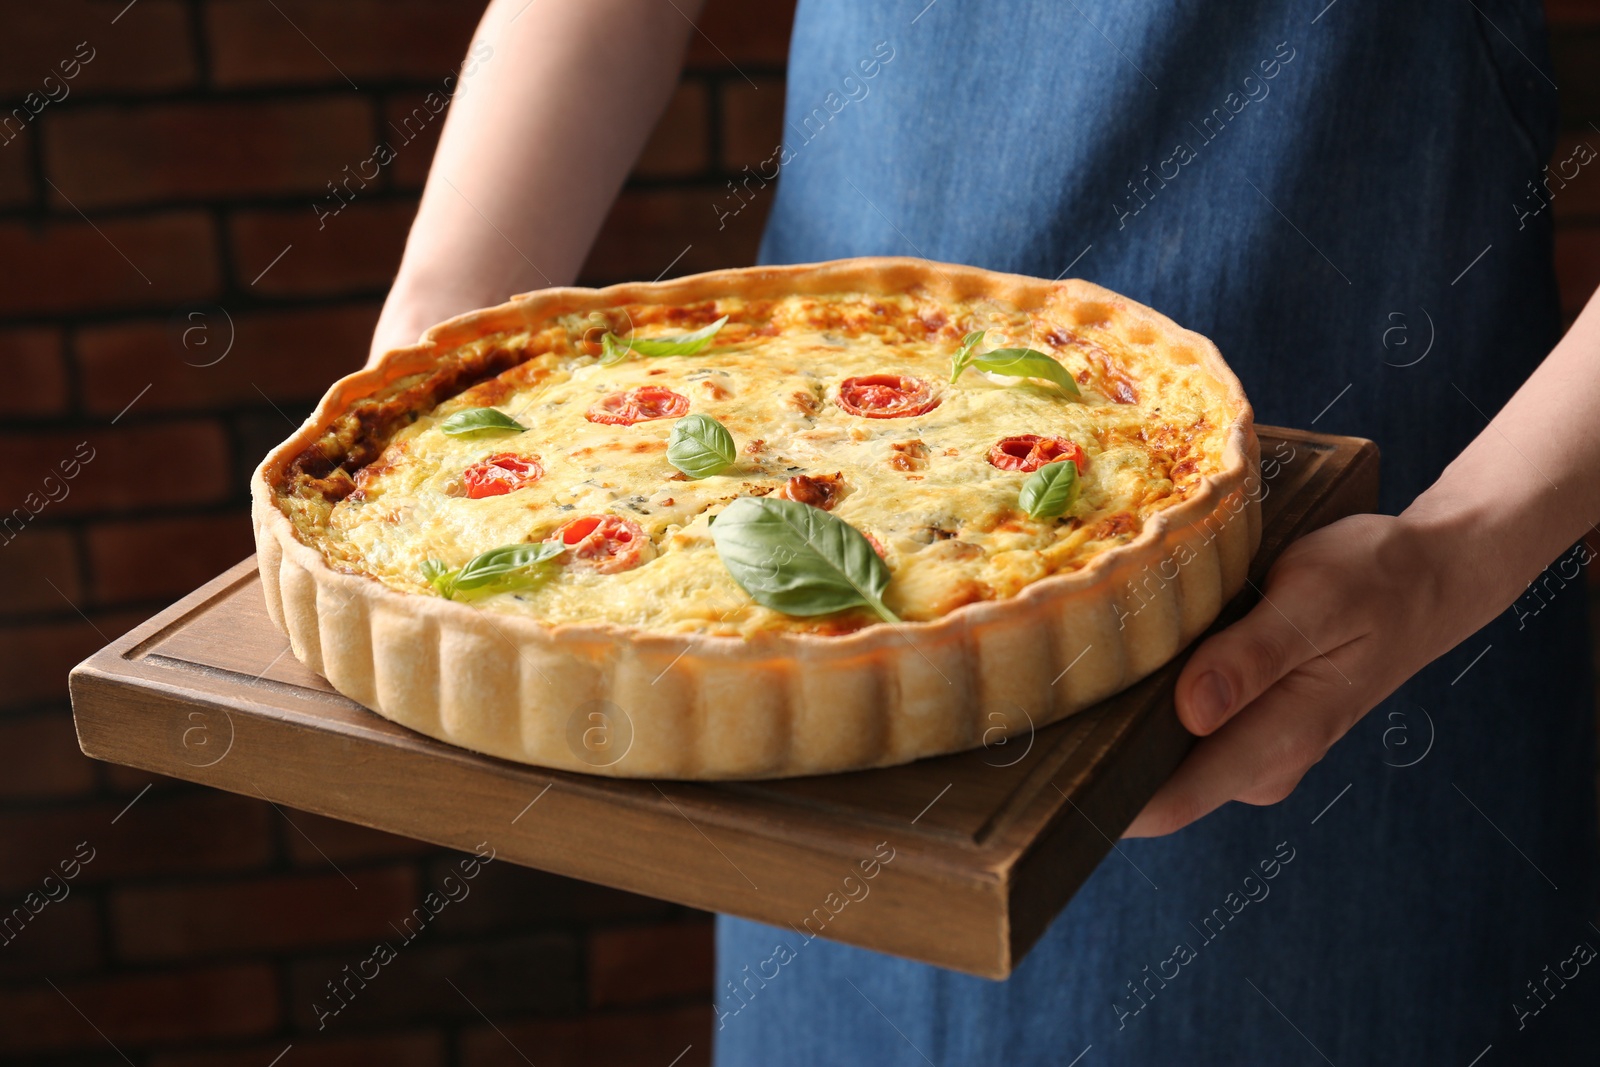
1127;652;1358;837
1124;515;1449;838
1174;521;1376;737
1176;587;1323;736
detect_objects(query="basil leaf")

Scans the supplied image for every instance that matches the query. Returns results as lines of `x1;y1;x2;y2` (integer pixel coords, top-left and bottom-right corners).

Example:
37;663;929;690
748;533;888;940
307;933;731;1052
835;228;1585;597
948;330;986;383
666;414;736;479
1019;460;1079;520
598;332;627;366
712;497;898;622
453;542;564;590
422;543;564;600
605;315;729;360
439;407;527;435
421;559;457;599
971;348;1081;397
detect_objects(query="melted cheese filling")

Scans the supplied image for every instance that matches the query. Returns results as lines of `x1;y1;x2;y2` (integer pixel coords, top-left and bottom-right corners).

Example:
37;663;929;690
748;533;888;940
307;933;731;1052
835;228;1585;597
321;294;1228;635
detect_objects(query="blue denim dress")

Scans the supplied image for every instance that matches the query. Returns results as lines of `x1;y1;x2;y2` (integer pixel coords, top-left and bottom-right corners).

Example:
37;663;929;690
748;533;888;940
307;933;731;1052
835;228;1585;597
714;1;1600;1063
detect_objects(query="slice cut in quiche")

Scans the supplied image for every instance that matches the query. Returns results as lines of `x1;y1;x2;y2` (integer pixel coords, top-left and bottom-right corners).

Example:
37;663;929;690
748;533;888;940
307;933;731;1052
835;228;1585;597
253;258;1259;779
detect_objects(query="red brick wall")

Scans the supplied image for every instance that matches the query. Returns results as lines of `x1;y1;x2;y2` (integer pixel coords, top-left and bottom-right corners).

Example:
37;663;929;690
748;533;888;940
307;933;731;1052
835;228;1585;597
1550;5;1600;317
0;3;1596;1065
0;1;791;1063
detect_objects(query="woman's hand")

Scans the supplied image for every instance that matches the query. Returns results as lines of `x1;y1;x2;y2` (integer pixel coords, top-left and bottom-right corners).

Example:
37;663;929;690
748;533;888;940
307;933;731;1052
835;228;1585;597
1125;511;1474;837
1127;280;1600;837
368;281;463;365
369;276;491;366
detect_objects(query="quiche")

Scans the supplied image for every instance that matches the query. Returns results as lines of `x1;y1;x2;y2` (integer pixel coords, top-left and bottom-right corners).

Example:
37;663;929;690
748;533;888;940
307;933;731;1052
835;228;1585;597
252;258;1258;779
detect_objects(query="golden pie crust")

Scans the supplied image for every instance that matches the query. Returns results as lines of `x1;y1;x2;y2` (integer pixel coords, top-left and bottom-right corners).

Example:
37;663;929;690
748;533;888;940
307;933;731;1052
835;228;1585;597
251;257;1259;779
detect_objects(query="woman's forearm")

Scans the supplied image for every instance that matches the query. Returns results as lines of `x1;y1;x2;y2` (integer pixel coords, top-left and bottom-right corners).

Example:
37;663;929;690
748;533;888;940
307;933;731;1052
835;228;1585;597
1404;290;1600;638
371;0;703;360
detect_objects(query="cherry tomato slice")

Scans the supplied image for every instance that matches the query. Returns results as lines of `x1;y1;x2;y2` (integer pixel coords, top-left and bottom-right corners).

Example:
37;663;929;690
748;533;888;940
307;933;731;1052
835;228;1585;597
836;375;939;419
462;453;544;498
987;435;1087;474
549;514;655;573
778;472;845;511
586;385;690;425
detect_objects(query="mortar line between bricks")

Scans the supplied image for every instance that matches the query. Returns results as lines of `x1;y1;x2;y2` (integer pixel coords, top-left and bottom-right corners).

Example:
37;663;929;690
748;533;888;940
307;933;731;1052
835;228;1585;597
213;201;244;293
0;502;259;555
704;72;726;174
0;698;92;721
271;958;298;1058
0;66;788;116
60;311;88;428
0;499;246;531
185;0;213;87
0;608;131;638
0;188;437;219
22;77;50;218
87;870;117;977
220;417;260;523
684;63;787;80
443;1018;463;1067
0;77;638;113
0;293;391;335
0;176;769;226
667;8;757;90
35;854;421;904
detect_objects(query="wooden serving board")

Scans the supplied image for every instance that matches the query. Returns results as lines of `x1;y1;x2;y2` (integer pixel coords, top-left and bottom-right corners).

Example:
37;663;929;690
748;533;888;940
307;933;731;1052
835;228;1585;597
69;427;1377;979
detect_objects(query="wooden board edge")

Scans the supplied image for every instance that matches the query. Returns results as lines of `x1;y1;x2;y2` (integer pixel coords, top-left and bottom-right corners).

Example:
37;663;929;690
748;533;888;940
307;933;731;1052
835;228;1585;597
69;662;1016;977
